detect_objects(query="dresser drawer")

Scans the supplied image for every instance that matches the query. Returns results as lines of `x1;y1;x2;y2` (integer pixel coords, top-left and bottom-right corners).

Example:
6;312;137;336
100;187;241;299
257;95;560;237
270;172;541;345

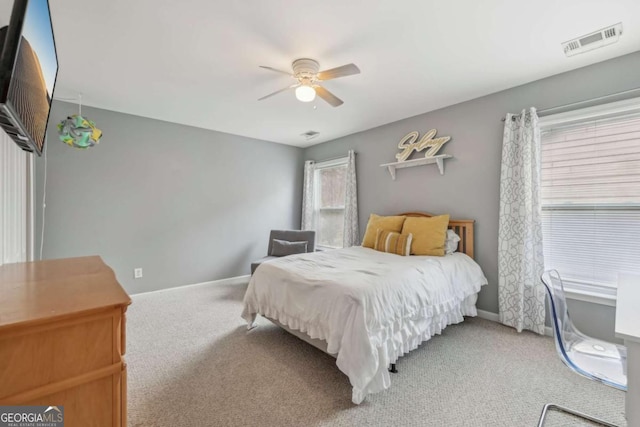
25;369;121;427
0;310;121;400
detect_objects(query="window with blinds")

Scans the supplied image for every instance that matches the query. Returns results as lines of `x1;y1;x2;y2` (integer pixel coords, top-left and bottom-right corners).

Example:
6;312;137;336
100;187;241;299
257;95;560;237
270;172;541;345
313;158;348;249
540;102;640;295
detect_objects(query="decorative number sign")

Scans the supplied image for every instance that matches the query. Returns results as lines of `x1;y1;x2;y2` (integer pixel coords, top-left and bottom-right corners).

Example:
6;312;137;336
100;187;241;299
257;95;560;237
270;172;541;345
395;129;451;162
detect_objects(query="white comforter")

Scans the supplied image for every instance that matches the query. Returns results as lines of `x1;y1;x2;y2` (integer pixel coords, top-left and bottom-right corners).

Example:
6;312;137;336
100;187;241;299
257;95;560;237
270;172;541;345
241;246;487;404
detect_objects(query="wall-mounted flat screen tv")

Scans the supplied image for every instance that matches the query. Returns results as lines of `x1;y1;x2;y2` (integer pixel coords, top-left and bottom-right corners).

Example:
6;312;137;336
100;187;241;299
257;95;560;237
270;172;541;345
0;0;58;156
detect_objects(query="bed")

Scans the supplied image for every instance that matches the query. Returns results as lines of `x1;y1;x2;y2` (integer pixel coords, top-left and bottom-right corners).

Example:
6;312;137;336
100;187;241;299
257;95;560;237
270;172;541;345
241;213;487;404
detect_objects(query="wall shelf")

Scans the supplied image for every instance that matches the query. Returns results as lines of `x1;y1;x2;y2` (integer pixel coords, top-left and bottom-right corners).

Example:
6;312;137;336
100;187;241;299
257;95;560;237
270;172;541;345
380;154;453;180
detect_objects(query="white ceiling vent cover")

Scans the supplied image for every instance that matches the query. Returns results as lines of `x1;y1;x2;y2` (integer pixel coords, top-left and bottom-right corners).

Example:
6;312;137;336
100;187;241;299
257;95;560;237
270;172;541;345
562;23;623;57
301;130;320;141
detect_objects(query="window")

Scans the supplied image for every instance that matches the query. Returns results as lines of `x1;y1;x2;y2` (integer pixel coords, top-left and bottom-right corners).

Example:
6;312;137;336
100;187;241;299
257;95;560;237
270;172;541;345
540;98;640;301
313;158;347;249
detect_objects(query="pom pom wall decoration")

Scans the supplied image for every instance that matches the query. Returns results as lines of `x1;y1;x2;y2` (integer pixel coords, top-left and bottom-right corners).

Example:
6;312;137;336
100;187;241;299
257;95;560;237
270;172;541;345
57;114;102;149
56;94;103;149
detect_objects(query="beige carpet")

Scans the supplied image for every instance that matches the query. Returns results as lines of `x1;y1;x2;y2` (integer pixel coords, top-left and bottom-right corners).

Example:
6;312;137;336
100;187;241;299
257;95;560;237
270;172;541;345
126;281;627;427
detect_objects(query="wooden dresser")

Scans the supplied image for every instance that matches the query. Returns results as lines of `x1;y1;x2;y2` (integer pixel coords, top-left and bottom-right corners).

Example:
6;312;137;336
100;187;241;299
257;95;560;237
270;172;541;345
0;256;131;427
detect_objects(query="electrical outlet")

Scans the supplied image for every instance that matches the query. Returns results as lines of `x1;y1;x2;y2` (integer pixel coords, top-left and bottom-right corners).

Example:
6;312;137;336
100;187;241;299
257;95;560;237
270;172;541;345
134;268;143;279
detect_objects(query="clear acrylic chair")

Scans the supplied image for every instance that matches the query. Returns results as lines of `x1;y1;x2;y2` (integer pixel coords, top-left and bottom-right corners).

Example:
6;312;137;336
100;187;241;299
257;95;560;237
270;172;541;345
538;270;627;427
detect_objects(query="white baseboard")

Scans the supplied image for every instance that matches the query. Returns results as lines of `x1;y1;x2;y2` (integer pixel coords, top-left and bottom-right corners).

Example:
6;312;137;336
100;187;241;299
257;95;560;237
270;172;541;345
131;274;251;296
476;309;499;323
476;309;553;337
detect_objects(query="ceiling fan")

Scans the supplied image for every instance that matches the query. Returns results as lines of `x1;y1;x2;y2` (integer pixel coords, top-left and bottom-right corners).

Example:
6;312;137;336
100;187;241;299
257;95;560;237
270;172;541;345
258;58;360;107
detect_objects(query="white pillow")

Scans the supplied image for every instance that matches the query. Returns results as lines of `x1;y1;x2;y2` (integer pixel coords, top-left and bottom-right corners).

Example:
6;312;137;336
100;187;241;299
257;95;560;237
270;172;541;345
445;229;461;254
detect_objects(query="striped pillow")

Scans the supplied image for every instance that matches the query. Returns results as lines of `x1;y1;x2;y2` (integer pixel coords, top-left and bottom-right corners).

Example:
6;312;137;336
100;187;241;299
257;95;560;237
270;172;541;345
374;229;413;256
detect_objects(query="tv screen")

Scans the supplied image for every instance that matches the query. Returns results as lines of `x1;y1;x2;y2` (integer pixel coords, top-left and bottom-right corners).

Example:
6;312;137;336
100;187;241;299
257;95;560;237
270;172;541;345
0;0;58;156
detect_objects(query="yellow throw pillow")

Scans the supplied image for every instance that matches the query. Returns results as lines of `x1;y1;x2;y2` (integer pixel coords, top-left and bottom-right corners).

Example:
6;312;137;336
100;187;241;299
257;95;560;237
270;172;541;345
401;214;450;256
374;229;413;256
362;214;406;248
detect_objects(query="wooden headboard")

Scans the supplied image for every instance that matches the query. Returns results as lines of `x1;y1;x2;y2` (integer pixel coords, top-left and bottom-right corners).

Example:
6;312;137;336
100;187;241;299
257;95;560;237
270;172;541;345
399;212;475;259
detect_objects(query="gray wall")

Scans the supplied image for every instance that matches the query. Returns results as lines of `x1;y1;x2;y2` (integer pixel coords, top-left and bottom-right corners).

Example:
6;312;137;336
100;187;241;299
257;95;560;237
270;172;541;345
304;51;640;342
36;101;304;294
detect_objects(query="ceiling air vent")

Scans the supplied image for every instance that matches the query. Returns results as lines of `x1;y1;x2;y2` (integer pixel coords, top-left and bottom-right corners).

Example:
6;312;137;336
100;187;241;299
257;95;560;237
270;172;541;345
562;23;623;57
301;130;319;141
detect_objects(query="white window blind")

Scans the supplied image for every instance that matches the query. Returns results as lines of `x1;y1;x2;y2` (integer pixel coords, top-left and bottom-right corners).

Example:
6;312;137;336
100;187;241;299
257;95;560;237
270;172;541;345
540;103;640;293
313;158;347;249
0;130;31;265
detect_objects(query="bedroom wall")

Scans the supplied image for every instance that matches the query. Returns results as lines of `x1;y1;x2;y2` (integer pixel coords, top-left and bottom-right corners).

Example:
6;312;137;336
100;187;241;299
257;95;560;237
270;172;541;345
35;101;304;294
304;51;640;342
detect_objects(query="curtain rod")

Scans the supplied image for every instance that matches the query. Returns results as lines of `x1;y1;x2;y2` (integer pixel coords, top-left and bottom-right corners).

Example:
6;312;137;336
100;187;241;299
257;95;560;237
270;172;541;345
500;86;640;121
311;151;357;163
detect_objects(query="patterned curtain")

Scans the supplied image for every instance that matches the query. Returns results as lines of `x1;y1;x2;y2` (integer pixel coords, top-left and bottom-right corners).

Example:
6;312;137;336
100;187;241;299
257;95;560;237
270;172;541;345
498;108;546;335
342;150;359;247
301;160;315;230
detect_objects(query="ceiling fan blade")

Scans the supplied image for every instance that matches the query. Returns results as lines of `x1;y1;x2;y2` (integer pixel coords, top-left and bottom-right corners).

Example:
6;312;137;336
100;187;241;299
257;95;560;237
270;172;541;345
315;85;344;107
317;63;360;81
259;65;293;76
258;84;299;101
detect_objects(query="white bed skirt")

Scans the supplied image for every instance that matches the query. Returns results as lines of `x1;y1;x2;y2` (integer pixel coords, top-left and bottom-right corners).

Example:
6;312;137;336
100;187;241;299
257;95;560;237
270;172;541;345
267;293;479;359
256;291;480;404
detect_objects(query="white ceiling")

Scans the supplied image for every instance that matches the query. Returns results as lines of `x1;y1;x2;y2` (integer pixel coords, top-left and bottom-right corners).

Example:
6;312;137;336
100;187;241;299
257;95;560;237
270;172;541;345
42;0;640;147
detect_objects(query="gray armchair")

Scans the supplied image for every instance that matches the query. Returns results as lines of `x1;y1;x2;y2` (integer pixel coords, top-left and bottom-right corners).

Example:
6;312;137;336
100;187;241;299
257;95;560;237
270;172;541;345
251;230;316;275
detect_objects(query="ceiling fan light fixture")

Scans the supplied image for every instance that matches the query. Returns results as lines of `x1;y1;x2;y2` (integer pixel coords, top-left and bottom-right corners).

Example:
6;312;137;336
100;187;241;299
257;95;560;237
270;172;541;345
259;59;359;107
295;85;316;102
